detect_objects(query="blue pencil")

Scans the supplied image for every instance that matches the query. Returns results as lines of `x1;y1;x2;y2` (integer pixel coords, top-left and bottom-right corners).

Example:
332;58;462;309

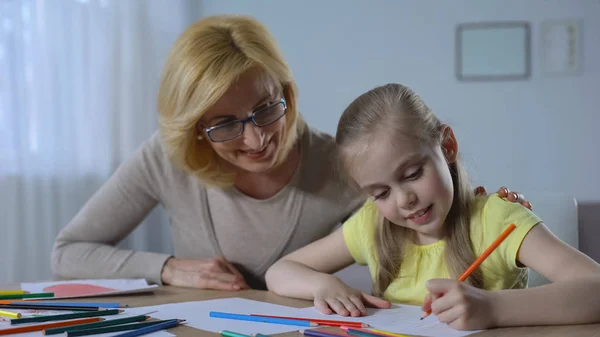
209;312;317;327
110;319;183;337
11;301;125;308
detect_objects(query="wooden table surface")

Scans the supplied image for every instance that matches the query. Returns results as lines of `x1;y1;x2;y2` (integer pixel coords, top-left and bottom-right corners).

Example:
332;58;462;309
8;285;594;337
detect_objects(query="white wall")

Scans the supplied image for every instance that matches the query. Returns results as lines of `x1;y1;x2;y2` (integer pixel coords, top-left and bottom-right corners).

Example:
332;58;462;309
199;0;600;202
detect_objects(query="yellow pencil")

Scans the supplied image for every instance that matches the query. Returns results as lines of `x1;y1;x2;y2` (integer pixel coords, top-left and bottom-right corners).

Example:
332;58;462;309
0;309;22;319
0;290;26;295
371;329;410;337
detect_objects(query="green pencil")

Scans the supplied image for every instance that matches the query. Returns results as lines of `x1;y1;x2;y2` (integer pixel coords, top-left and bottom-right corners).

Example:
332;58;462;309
44;314;149;334
10;309;121;325
65;320;174;337
0;292;54;300
221;330;253;337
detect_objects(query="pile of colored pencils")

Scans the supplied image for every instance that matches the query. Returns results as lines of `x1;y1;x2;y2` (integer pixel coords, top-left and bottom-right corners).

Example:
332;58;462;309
0;297;184;337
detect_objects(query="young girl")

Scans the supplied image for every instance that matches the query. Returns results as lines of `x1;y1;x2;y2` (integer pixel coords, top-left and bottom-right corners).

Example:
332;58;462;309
265;83;600;330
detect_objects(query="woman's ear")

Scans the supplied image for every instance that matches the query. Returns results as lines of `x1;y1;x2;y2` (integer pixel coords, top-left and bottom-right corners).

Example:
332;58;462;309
440;125;458;163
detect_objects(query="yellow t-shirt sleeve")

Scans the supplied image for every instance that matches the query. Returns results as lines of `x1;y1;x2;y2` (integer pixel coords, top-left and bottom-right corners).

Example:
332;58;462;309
342;200;379;265
482;195;542;270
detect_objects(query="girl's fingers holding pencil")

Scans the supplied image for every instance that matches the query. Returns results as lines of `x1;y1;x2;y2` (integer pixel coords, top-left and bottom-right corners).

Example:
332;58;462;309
422;291;443;312
435;304;463;326
426;279;497;330
422;293;433;312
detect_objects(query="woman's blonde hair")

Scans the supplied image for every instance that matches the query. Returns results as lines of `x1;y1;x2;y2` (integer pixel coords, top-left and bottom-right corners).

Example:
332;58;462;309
335;83;483;296
158;15;305;187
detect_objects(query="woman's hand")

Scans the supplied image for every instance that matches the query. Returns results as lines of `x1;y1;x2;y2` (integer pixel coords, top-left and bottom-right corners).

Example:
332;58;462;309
474;186;532;210
313;276;391;317
422;279;497;330
161;257;249;290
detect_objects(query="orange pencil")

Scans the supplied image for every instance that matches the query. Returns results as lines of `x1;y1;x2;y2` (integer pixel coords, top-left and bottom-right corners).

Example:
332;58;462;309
250;314;369;328
0;300;39;304
421;223;517;320
0;317;103;335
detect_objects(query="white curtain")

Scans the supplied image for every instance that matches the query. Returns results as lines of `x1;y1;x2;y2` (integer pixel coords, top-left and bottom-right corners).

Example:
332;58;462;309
0;0;200;284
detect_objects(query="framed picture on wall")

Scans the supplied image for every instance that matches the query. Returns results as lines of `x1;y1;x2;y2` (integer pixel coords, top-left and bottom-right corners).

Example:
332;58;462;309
456;21;531;81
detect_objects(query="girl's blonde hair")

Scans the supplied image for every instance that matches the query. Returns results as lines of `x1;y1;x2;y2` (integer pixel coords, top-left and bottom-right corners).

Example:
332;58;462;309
335;83;483;296
158;15;305;187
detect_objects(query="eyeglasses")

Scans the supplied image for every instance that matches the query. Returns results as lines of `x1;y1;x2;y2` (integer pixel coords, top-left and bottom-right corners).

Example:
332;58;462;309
201;99;287;142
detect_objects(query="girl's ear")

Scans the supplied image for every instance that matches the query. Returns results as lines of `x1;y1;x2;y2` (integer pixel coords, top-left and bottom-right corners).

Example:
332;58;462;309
440;125;458;163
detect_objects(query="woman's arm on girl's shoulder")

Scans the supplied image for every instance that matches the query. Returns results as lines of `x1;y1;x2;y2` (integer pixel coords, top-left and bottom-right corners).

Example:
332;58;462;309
493;222;600;326
51;135;170;284
265;227;391;316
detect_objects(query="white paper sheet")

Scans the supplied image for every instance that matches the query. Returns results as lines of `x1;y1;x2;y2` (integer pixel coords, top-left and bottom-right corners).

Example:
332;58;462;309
138;297;480;337
137;298;310;335
294;304;480;337
20;279;158;299
0;305;175;337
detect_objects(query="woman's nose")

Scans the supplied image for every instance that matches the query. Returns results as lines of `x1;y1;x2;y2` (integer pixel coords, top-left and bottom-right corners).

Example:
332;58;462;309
242;123;265;150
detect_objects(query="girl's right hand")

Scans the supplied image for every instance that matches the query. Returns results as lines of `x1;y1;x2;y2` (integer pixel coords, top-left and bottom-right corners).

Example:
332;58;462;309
160;257;249;290
313;276;391;317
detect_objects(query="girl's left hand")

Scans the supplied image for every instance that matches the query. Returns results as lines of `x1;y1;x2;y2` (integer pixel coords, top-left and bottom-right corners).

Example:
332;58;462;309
422;279;497;330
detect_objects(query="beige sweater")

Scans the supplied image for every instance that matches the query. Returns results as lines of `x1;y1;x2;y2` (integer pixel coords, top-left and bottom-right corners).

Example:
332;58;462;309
51;128;365;289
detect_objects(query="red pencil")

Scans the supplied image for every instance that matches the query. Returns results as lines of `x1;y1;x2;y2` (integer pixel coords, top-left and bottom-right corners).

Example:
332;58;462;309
421;223;517;320
250;314;369;328
0;317;103;335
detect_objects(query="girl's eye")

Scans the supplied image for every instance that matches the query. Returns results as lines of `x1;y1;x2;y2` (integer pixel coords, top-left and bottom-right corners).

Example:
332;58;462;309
372;189;390;201
405;166;423;180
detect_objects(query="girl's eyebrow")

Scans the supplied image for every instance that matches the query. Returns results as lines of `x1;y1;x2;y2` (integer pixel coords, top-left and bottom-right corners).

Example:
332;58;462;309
359;153;422;190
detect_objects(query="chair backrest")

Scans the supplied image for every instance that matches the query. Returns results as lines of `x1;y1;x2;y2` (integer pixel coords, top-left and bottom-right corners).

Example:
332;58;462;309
333;193;579;292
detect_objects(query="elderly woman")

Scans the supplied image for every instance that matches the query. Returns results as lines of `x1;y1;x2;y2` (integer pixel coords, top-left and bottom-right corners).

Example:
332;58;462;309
51;15;529;291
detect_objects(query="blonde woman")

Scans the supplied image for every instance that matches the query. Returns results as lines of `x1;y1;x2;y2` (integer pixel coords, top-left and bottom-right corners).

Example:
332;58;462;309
51;15;529;291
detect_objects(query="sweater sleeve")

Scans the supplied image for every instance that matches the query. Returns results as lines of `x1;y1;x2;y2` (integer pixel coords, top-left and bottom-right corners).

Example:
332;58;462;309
51;133;172;285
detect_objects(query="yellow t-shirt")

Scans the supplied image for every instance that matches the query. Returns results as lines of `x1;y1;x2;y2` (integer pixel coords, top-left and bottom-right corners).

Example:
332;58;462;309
342;194;542;305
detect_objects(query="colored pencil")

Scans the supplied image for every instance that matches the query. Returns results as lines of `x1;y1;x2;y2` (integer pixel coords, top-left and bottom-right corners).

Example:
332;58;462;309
210;312;317;327
220;330;253;337
371;329;410;337
0;304;103;311
340;327;387;337
4;301;127;308
252;334;271;337
0;317;103;335
300;329;348;337
0;290;27;295
421;223;517;320
0;292;54;300
342;327;383;337
64;320;175;337
109;319;183;337
0;309;21;319
341;327;407;337
251;314;369;328
44;314;150;334
10;308;121;325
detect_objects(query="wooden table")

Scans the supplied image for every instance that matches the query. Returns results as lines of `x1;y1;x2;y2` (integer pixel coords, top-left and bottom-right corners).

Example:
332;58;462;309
42;286;598;337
